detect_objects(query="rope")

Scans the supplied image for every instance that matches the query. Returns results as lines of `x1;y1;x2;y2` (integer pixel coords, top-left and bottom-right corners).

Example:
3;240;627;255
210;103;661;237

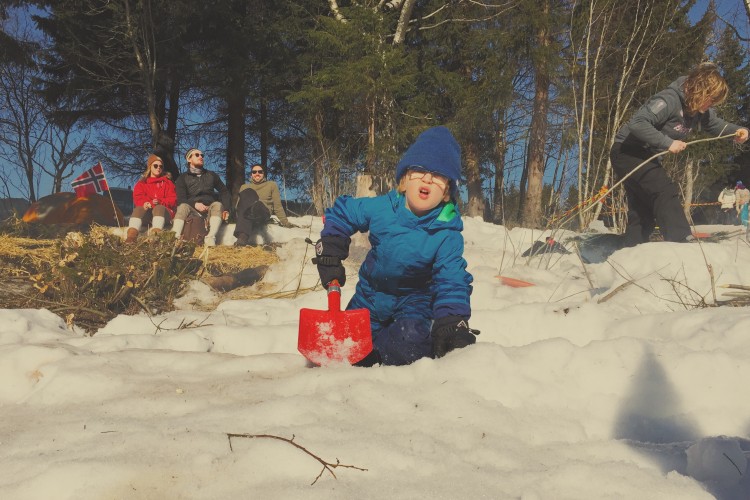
554;132;741;230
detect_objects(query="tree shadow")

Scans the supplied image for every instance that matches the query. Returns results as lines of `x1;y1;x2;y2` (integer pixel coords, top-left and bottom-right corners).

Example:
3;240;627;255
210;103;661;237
613;348;749;499
614;348;700;447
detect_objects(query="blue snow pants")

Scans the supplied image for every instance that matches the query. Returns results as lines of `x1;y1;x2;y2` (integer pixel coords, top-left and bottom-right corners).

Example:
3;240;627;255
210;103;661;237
347;284;432;366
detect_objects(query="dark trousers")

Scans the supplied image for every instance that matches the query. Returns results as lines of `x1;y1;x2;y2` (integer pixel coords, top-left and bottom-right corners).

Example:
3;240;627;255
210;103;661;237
234;189;271;238
347;285;433;366
610;142;692;246
721;208;738;225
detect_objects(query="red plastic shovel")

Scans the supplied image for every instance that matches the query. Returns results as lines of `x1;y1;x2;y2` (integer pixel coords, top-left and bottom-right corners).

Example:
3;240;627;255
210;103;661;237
298;280;372;365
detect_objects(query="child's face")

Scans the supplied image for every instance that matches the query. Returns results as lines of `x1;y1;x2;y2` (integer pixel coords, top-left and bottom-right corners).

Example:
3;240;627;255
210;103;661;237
403;169;449;216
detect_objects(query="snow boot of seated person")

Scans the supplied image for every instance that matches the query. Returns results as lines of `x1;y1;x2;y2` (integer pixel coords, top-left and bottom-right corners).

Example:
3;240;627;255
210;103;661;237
234;232;250;247
125;227;139;243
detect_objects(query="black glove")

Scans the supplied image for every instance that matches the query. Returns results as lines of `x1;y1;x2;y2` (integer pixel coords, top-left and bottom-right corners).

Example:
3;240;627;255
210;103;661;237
432;315;479;358
312;236;350;287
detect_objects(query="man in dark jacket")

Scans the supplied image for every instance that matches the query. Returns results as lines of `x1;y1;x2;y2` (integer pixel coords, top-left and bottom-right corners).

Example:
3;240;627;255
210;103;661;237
172;148;231;246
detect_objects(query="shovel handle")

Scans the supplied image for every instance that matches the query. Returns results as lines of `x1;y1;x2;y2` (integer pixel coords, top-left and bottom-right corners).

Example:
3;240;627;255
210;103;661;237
327;279;341;311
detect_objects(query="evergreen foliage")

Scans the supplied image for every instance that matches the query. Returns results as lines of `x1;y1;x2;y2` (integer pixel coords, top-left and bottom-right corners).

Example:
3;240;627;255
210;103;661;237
0;0;747;228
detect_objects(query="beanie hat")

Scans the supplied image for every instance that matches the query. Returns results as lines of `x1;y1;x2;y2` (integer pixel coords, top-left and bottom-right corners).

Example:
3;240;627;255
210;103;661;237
147;154;162;169
395;126;462;193
185;148;200;162
737;181;745;189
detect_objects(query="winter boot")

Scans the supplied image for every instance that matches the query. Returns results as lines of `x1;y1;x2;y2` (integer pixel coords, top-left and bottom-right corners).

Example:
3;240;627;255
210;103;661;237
353;349;382;367
234;232;249;247
125;227;139;243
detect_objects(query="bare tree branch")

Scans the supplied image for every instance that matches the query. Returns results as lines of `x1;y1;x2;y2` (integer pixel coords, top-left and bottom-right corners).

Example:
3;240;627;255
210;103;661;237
226;433;367;485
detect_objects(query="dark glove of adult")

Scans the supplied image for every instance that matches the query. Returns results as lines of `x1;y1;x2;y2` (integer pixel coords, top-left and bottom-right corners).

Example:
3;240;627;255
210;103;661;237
312;236;350;288
432;315;479;358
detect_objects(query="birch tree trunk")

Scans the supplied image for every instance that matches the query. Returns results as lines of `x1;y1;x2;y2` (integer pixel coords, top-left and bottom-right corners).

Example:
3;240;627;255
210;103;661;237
393;0;417;45
568;0;685;232
683;157;694;220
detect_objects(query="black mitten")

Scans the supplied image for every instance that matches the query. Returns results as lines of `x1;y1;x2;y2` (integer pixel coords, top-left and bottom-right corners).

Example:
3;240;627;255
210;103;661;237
431;315;479;358
312;236;350;287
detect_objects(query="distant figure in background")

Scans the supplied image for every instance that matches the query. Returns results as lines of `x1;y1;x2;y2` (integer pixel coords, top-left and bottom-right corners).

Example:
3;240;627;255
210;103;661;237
717;183;737;225
610;63;749;246
125;154;176;243
735;181;750;226
172;148;230;246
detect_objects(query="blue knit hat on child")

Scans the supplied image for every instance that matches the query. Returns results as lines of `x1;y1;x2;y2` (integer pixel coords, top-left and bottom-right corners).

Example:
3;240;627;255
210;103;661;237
395;126;462;194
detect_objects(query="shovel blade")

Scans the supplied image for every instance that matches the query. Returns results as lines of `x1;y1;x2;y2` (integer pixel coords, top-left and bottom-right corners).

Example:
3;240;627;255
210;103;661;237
298;307;372;365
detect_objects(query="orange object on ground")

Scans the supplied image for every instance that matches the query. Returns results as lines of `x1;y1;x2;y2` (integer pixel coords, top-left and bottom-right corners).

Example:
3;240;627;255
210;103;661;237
23;192;124;226
495;276;535;288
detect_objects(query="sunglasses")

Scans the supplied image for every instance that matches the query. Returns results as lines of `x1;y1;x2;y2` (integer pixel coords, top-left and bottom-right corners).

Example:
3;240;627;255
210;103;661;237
152;164;163;169
192;152;203;158
251;169;264;174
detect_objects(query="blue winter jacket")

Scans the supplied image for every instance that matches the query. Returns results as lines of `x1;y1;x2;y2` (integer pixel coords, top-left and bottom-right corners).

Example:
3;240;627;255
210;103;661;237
321;190;473;320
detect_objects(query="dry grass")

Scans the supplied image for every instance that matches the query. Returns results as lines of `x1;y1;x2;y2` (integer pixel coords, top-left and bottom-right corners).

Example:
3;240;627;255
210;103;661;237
197;244;278;276
0;234;277;279
0;229;279;325
0;236;57;278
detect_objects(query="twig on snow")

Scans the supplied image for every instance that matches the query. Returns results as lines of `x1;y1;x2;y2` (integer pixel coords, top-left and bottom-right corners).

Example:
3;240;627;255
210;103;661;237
226;433;368;485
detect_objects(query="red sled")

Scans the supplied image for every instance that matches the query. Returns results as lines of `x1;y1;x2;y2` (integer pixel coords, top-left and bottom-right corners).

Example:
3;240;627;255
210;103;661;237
298;280;372;365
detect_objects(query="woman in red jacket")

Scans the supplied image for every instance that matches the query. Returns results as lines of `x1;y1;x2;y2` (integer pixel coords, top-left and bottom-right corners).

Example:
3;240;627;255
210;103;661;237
125;154;177;243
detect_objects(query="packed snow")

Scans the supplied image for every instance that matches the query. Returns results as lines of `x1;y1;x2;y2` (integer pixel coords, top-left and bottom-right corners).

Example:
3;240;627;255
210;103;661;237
1;215;749;499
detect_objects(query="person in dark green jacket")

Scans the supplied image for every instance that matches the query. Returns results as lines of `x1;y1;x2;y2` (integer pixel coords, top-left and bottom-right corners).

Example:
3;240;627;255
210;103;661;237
234;164;292;246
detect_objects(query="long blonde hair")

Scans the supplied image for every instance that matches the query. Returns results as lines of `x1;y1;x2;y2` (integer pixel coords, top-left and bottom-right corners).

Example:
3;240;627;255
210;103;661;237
683;63;729;114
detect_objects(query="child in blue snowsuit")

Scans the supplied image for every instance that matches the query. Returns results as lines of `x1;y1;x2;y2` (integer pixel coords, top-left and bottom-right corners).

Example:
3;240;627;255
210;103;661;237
314;126;476;366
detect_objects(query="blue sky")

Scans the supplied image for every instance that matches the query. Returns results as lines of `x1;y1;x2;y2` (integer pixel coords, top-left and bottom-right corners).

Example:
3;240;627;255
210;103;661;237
692;0;749;38
5;2;750;203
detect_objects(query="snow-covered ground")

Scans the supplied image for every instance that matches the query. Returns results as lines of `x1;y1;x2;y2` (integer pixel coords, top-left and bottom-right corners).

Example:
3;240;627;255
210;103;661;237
1;215;749;499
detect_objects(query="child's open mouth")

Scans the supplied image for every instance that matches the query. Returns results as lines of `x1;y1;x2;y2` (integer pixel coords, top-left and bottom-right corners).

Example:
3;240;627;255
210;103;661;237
418;186;431;199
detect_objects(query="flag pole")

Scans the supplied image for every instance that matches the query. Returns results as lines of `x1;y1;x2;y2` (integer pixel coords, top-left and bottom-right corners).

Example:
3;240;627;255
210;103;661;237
100;162;122;229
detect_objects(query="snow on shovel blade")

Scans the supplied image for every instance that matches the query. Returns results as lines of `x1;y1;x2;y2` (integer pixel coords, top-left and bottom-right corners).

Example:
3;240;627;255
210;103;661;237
298;281;372;365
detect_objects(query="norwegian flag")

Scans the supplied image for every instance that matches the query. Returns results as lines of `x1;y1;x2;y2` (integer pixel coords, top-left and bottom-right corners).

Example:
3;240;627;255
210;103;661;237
72;162;109;198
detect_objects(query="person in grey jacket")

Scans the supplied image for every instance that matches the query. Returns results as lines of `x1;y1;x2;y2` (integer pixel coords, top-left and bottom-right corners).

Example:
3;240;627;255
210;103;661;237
610;63;749;246
172;148;231;246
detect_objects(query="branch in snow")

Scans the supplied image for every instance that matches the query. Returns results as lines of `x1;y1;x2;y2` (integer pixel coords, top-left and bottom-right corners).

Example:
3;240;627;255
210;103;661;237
226;433;368;485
